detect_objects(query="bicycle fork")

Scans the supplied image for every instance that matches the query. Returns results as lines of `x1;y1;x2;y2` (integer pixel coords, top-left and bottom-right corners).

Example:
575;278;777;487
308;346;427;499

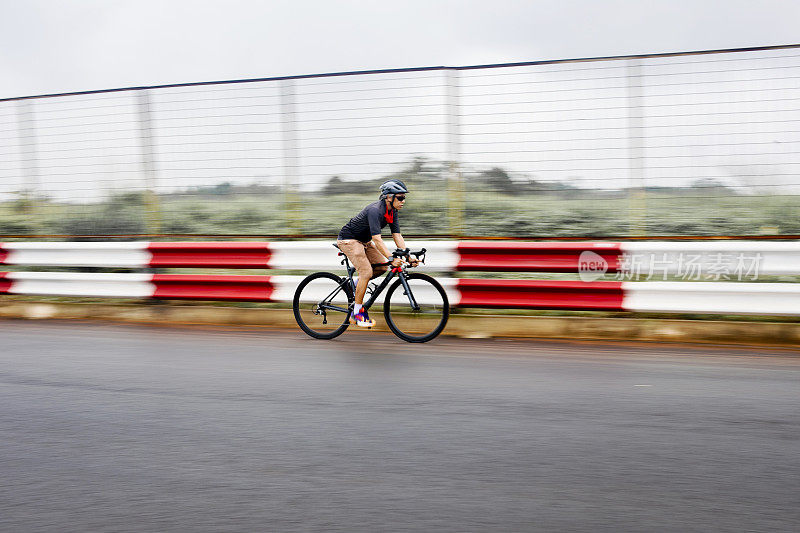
398;273;421;311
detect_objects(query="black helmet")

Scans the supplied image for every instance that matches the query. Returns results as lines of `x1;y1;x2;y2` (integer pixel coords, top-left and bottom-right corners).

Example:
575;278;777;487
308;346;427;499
379;179;408;198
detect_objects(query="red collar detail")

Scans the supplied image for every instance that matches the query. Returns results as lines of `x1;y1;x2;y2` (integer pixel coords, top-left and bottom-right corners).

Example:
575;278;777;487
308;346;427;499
385;205;394;224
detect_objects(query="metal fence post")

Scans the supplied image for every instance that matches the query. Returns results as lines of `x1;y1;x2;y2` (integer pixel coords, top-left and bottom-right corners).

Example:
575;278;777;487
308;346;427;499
280;80;301;235
445;68;464;237
627;59;646;237
15;101;40;224
136;90;161;234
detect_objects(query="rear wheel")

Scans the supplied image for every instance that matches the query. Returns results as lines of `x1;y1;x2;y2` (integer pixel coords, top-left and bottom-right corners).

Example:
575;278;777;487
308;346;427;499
293;272;353;339
383;273;449;343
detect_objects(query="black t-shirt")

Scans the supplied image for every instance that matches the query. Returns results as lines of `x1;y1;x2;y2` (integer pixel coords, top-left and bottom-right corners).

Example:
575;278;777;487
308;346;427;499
338;200;400;242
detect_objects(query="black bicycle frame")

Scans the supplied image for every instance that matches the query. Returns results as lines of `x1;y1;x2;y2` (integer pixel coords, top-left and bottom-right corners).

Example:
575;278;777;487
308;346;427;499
318;266;420;315
362;267;421;311
318;246;425;316
316;283;351;315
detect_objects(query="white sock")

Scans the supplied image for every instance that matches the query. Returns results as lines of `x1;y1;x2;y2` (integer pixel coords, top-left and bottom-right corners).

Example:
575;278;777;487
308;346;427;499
353;303;363;314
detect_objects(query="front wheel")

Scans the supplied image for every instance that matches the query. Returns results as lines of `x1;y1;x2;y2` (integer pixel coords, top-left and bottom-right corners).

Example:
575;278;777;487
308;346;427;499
383;273;449;343
293;272;353;339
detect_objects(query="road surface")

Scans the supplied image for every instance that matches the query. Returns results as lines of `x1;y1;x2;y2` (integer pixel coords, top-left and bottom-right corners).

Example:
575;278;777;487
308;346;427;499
1;320;798;532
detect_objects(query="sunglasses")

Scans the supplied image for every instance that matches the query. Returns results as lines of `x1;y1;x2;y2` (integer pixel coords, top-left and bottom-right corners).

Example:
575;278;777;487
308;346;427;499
394;195;406;202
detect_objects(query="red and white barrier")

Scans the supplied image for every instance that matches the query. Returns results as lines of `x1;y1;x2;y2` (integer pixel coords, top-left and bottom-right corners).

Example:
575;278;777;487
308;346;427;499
455;242;623;272
1;240;799;316
456;279;625;309
0;242;272;268
0;272;456;305
0;241;454;270
0;272;274;300
3;272;800;315
2;240;798;276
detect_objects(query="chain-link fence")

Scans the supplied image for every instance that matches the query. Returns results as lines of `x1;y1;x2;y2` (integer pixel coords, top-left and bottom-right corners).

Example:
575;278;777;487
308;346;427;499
1;44;800;239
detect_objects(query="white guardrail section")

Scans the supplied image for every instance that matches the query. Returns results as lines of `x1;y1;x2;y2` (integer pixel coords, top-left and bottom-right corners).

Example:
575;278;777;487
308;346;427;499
622;241;800;277
0;242;152;267
3;272;156;298
268;241;461;271
3;273;800;315
622;282;800;315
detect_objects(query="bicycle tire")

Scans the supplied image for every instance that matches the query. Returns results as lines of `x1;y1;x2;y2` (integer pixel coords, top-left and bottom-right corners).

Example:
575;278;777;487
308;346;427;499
293;272;353;340
383;273;449;343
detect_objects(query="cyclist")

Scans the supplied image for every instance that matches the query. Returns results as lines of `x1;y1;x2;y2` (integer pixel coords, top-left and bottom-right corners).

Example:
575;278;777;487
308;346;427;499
337;179;417;327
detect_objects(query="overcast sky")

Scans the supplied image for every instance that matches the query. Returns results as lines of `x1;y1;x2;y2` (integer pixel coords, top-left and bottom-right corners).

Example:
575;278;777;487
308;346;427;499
2;0;800;99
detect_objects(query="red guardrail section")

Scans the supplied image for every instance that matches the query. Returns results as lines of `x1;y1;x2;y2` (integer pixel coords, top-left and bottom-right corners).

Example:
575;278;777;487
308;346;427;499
456;242;623;272
151;274;274;300
0;272;11;294
457;279;625;310
147;242;271;268
0;246;7;264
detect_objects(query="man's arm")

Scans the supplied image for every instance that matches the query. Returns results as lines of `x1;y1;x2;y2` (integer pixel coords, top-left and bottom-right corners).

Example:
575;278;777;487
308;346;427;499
392;233;406;250
391;233;418;266
372;234;406;267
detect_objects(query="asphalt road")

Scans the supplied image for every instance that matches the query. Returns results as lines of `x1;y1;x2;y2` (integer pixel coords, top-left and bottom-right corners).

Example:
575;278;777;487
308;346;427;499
1;320;799;533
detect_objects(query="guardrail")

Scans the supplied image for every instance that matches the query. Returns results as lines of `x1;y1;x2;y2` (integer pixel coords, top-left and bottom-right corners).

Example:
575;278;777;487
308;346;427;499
1;241;799;315
2;240;799;274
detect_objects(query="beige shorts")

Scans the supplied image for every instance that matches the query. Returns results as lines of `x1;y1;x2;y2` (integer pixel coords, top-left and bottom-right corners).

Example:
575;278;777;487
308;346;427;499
336;239;389;280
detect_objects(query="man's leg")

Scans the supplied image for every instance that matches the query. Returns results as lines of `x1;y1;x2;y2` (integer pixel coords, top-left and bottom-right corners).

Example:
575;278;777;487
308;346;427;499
338;241;377;327
365;242;389;279
337;240;372;305
354;274;370;305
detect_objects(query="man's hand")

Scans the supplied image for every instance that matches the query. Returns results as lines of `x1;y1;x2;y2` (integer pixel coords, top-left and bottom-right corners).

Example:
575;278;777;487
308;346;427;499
391;257;403;268
409;257;419;267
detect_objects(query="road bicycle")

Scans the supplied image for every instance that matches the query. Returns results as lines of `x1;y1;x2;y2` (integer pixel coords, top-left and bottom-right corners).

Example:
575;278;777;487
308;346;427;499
293;245;449;342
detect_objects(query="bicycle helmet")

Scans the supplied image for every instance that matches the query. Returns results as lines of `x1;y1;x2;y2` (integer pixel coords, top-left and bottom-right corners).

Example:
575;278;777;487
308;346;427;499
379;179;408;198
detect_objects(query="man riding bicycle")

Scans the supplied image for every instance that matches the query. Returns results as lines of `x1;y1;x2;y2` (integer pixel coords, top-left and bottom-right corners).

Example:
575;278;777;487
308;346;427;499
337;179;418;327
